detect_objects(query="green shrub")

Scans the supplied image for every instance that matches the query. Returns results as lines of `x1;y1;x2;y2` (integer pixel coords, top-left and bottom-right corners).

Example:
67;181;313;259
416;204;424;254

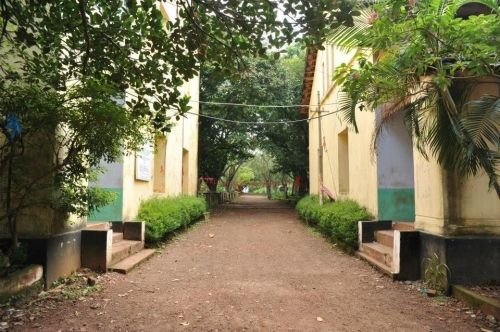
137;196;207;244
296;195;372;251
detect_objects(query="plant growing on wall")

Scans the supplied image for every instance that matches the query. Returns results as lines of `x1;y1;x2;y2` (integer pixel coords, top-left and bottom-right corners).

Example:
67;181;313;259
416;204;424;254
0;82;141;248
328;0;500;196
422;253;450;296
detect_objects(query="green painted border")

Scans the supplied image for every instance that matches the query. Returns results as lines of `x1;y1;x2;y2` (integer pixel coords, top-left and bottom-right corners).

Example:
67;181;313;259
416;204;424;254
88;188;123;222
377;188;415;221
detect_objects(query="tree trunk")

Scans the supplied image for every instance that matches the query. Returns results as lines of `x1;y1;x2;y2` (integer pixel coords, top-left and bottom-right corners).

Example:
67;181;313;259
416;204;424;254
298;170;309;196
266;181;272;200
206;180;218;193
6;152;19;249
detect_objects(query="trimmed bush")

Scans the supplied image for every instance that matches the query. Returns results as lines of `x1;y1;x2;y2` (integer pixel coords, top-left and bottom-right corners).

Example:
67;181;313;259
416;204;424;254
137;196;207;244
296;195;373;251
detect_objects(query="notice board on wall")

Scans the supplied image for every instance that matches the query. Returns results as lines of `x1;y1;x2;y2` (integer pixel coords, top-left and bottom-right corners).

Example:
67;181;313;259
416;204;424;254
135;144;152;181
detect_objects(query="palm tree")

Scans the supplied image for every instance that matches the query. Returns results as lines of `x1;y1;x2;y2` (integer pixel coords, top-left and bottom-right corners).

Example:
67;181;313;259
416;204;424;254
327;0;500;197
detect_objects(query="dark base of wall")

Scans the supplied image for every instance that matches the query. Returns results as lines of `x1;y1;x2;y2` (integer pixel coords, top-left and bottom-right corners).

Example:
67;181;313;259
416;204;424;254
24;230;81;288
420;232;500;285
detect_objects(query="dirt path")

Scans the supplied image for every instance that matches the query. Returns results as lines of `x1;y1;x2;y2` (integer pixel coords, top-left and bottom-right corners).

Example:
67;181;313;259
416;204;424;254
16;195;488;331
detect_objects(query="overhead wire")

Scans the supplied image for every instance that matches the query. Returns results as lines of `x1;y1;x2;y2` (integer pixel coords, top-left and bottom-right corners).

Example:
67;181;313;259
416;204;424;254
124;89;344;125
185;108;340;125
191;100;340;108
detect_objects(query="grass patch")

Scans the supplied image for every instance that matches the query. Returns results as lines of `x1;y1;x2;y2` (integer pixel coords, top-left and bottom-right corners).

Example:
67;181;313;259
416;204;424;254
137;195;207;244
296;195;373;252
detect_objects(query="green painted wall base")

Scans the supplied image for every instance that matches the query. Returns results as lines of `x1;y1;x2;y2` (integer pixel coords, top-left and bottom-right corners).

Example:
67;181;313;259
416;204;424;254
377;188;415;221
88;188;123;222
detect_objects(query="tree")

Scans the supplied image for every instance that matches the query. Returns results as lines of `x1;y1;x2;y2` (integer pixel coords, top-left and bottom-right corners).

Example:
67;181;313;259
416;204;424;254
257;47;309;195
328;0;500;196
249;152;276;199
199;46;309;194
0;82;140;248
0;1;357;248
198;63;257;191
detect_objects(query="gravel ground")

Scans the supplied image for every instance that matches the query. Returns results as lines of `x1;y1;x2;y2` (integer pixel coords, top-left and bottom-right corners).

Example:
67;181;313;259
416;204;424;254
12;195;498;332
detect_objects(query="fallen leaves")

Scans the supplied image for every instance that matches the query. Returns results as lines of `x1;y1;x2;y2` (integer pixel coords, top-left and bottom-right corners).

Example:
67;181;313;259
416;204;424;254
316;317;324;322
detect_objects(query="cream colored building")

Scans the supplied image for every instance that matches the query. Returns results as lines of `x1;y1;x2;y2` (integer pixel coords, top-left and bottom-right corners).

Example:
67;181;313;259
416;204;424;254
90;2;200;222
303;45;499;283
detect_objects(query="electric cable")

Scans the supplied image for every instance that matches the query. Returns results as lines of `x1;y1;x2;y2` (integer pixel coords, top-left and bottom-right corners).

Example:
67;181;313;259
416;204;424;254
185;108;340;125
191;100;340;108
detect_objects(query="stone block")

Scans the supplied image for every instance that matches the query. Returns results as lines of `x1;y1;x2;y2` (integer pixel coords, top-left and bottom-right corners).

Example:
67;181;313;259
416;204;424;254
110;221;124;233
45;230;82;287
393;230;420;280
81;229;113;272
123;221;145;242
0;265;43;301
358;220;392;244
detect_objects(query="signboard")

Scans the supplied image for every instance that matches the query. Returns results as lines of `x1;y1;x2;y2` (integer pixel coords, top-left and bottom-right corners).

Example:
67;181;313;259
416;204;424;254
135;144;152;181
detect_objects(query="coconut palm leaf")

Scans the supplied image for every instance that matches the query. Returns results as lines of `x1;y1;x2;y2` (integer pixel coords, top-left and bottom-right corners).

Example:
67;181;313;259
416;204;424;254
337;91;359;132
461;95;500;147
326;8;373;50
459;95;500;195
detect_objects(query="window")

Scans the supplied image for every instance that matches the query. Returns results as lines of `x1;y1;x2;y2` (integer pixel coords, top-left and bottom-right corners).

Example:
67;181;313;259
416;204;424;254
338;129;349;193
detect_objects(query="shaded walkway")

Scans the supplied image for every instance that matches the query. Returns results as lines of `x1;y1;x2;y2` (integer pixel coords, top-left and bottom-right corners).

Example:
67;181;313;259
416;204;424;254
18;195;480;331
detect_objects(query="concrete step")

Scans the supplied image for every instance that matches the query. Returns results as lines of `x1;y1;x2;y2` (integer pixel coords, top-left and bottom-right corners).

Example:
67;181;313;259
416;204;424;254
392;221;414;231
113;232;124;243
109;249;156;274
110;240;144;266
374;230;394;248
360;242;393;267
85;222;110;230
356;251;395;277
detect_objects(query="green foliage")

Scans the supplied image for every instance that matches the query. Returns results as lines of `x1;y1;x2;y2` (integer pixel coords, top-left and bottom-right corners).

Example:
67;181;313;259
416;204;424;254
199;46;309;194
423;253;450;295
296;196;373;251
0;83;143;247
137;196;207;244
235;166;255;185
1;0;356;247
87;188;118;215
0;245;28;277
329;0;500;196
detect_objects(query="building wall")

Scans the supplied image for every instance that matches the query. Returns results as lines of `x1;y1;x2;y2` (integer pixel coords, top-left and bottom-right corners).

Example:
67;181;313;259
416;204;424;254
375;110;415;221
308;46;378;216
117;78;200;221
90;2;200;222
414;80;500;236
88;161;124;222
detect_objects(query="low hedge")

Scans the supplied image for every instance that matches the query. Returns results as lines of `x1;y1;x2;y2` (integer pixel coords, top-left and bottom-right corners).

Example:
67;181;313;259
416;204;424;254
296;195;373;251
137;196;207;244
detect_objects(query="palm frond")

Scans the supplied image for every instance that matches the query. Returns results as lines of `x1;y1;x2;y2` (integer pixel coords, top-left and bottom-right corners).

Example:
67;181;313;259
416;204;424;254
461;95;500;147
326;9;373;50
337;92;359;132
460;95;500;196
424;91;500;197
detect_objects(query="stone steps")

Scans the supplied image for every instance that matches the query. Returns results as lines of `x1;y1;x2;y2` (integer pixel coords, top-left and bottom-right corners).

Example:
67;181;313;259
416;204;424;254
360;242;393;267
358;220;420;281
374;230;394;248
110;240;143;266
109;249;156;274
392;221;415;231
356;251;393;276
113;232;123;243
